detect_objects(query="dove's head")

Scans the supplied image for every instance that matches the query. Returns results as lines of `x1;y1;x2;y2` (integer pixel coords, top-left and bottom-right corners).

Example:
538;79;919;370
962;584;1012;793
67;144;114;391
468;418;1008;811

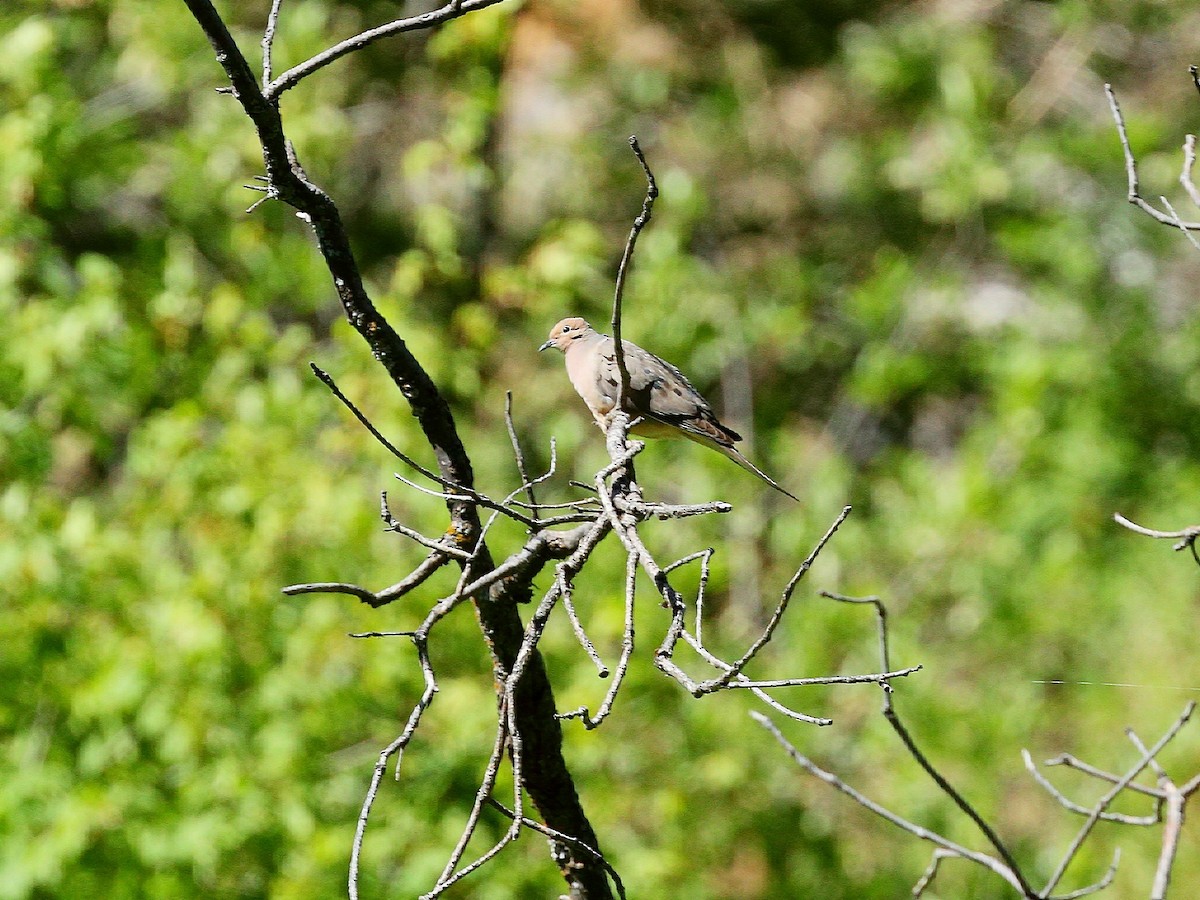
539;317;595;353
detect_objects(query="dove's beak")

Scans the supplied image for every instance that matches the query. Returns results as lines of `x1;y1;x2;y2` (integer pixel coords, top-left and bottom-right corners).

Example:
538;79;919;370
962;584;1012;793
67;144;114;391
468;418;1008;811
538;339;554;352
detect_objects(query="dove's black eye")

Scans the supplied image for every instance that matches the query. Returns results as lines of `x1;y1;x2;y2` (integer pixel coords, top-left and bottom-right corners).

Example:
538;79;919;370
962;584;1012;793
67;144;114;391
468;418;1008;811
561;325;572;333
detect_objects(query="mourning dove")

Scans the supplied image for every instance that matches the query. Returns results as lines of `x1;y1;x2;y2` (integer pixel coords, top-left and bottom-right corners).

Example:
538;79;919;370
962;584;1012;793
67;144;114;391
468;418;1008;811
539;317;798;500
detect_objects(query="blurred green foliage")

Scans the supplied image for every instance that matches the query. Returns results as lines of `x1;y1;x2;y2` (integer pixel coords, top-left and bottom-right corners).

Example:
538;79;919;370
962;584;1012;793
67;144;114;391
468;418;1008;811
6;0;1200;897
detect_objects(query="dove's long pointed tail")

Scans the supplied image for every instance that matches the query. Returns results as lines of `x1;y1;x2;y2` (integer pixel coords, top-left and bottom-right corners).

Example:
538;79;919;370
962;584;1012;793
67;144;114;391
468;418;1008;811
718;444;799;501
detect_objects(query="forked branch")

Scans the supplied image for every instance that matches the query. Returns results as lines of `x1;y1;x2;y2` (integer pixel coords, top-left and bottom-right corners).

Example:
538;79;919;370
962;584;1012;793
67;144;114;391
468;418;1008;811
756;591;1199;899
1105;77;1200;232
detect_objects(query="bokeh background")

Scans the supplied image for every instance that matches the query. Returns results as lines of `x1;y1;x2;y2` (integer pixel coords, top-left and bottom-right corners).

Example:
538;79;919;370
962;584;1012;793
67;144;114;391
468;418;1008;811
6;0;1200;896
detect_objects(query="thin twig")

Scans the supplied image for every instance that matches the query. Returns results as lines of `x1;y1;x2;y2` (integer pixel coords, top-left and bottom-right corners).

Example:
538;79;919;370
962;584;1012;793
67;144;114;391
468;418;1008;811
912;846;1120;899
1125;727;1169;781
834;591;1032;894
381;493;473;559
486;799;626;899
349;564;520;895
883;697;1032;895
820;592;890;673
719;666;921;689
609;136;658;413
441;445;569;620
639;500;733;519
912;848;958;897
584;551;639;728
261;0;284;88
704;506;852;692
662;549;714;645
1181;772;1200;797
1041;702;1195;896
263;0;510;100
1045;752;1166;799
752;712;1028;895
1153;788;1185;900
511;496;601;511
244;174;278;213
1113;512;1200;565
1162;196;1200;251
1124;729;1188;900
558;570;609;677
310;363;541;528
349;630;416;638
1179;134;1200;208
1112;512;1200;540
349;632;441;899
435;699;511;890
424;824;515;899
1050;852;1121;900
679;628;832;725
281;546;450;607
1104;82;1200;230
283;581;386;604
504;391;539;518
1022;749;1159;825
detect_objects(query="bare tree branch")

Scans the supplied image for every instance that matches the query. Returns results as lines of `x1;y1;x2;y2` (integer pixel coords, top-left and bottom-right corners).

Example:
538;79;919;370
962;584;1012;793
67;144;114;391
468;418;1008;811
282;555;445;606
433;698;513;895
609;136;658;410
1041;703;1195;896
705;506;851;692
261;0;284;87
1180;134;1200;208
182;3;613;895
263;0;509;100
812;590;1034;891
1105;80;1200;230
1044;752;1167;799
505;391;539;517
751;712;1029;895
1048;854;1120;900
754;591;1200;899
309;363;543;528
558;551;639;729
557;568;611;678
1023;749;1160;826
1162;195;1200;251
1113;512;1200;565
1124;728;1189;900
486;799;628;900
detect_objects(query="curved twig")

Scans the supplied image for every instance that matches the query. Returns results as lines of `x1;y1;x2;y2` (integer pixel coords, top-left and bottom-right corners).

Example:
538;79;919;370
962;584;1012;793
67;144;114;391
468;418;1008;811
264;0;509;100
1113;512;1200;566
609;137;658;411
